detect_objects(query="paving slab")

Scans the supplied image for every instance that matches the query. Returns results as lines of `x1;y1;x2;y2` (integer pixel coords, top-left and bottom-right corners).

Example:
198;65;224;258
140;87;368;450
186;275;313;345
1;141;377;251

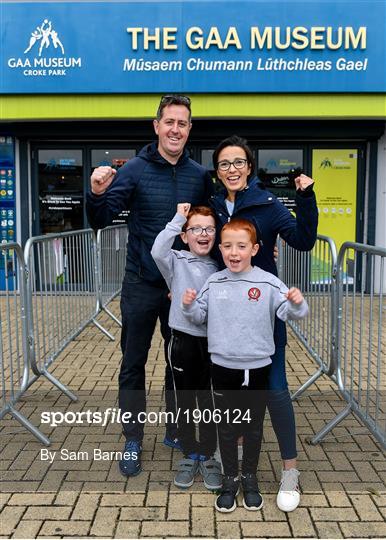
1;300;385;539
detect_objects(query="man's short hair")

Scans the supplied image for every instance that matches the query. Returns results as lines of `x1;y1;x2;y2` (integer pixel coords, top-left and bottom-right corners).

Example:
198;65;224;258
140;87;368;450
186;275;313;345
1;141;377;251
182;206;216;232
156;95;192;121
221;218;261;245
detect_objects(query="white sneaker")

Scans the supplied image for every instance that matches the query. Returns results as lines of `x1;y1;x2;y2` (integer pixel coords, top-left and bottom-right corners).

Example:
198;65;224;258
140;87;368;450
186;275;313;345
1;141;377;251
276;468;300;512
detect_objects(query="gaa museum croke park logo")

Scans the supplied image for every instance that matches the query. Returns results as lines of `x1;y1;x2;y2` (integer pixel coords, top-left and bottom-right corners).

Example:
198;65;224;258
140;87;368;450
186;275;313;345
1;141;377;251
319;155;354;169
7;19;82;77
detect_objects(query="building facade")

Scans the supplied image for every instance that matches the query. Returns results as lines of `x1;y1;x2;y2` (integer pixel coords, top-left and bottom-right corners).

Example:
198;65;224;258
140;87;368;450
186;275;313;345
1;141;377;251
1;1;385;285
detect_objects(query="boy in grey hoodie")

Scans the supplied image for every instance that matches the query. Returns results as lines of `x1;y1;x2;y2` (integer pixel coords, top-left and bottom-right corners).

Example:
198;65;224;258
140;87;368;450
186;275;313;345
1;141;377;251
151;203;221;491
182;218;308;513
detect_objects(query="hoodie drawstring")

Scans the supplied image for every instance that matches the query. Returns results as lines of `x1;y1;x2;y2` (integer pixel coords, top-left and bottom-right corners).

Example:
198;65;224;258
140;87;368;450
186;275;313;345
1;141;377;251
241;369;250;388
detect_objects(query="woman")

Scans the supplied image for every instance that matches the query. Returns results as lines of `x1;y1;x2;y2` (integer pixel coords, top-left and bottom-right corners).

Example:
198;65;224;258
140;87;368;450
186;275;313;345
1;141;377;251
210;135;318;512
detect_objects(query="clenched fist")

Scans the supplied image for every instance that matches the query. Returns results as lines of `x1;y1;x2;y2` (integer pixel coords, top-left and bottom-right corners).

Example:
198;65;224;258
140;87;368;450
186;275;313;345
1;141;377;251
294;173;314;192
182;288;197;306
91;166;117;195
286;287;304;305
177;203;191;218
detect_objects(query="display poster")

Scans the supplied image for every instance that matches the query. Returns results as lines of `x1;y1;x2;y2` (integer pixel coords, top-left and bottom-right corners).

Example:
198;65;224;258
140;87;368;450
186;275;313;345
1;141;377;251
0;136;16;290
311;148;357;282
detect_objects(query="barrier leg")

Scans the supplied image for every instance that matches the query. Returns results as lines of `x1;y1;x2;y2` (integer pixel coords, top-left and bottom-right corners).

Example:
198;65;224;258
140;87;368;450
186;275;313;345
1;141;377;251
102;306;122;327
42;371;78;402
92;318;115;341
308;403;352;445
8;406;51;446
291;367;324;401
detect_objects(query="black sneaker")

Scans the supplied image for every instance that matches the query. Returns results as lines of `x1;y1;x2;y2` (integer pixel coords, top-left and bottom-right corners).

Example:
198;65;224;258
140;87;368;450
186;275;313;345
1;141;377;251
215;475;240;513
163;435;182;451
118;440;142;477
241;473;263;511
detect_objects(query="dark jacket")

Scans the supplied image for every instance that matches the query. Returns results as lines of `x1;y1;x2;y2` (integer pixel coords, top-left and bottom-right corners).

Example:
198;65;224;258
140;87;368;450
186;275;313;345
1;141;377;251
209;177;318;345
86;142;213;286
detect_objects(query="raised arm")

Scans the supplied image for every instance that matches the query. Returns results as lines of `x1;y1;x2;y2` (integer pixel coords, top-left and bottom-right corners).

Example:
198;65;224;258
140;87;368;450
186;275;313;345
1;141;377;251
151;204;191;288
274;174;318;252
86;160;144;230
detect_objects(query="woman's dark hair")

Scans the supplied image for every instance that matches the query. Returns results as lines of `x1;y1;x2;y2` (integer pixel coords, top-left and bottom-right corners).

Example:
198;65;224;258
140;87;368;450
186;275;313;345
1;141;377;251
212;135;255;179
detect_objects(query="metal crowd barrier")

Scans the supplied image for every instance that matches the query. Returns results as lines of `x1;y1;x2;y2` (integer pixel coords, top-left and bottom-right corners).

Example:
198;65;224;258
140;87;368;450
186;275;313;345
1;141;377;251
94;225;127;336
311;242;385;447
0;226;126;445
24;229;98;405
2;227;384;449
0;243;49;443
277;235;338;399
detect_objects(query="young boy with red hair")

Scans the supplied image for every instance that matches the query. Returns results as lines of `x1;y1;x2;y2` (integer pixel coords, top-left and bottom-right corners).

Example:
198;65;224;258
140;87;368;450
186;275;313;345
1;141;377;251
182;218;308;513
152;203;221;491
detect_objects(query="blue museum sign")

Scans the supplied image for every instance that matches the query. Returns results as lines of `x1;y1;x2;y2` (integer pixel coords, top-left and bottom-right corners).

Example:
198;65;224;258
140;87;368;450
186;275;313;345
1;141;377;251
1;1;385;93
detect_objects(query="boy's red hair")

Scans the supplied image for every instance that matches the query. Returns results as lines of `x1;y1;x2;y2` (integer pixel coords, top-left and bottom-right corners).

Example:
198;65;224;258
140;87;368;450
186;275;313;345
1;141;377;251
182;206;216;231
221;218;260;245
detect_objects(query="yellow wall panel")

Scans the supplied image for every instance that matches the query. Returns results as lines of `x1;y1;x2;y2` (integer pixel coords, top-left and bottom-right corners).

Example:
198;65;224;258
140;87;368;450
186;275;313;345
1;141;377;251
1;94;386;121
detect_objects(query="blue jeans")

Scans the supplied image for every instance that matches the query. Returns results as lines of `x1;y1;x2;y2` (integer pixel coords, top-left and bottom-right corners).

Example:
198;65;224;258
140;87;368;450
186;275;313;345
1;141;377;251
118;272;176;442
268;346;297;460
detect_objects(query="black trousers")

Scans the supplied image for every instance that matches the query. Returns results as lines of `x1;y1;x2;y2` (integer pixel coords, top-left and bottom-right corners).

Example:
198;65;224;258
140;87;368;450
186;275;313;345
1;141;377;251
211;363;270;477
119;272;176;442
169;330;217;458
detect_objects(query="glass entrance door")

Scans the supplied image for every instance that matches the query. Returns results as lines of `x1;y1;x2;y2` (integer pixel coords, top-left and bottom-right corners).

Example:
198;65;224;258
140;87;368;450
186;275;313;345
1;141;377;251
91;147;136;224
257;149;304;211
37;149;84;234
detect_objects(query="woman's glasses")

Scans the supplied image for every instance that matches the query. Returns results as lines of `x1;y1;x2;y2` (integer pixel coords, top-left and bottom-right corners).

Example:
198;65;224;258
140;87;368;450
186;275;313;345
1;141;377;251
217;158;248;172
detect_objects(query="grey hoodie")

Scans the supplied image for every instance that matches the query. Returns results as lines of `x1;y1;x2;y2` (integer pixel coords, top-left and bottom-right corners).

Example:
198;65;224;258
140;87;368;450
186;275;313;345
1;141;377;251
182;266;308;369
151;213;218;337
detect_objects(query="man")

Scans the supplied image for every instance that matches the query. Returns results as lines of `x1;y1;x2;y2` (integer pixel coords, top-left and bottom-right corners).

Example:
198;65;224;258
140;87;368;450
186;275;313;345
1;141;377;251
86;95;213;476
